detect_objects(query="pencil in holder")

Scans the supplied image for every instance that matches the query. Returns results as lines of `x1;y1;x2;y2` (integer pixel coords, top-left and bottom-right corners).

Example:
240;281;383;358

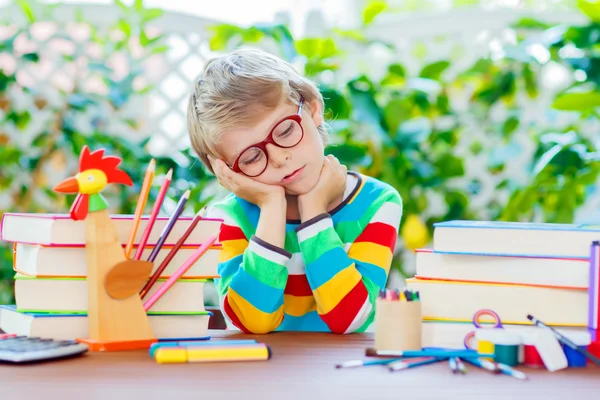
374;289;422;352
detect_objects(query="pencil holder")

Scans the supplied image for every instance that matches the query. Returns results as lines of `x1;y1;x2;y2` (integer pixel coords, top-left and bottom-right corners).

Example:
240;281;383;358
374;298;422;352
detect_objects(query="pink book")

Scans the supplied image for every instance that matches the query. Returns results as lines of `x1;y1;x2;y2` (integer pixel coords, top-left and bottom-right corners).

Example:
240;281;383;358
0;213;222;247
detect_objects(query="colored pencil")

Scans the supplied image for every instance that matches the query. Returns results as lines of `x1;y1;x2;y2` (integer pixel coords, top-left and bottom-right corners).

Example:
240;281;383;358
139;206;207;298
146;189;190;263
463;358;527;380
449;357;458;373
365;348;491;358
125;159;155;259
0;333;16;339
455;357;467;374
335;358;405;369
133;168;173;261
388;357;444;372
528;314;600;367
143;231;219;311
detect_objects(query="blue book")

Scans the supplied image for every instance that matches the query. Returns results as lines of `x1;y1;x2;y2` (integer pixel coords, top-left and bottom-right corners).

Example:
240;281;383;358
432;220;600;259
0;305;211;341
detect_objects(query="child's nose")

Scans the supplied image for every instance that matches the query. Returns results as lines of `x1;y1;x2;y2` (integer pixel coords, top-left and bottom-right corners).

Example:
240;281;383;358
266;143;290;168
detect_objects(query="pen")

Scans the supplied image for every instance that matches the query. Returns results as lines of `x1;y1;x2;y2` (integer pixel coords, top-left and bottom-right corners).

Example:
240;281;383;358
527;314;600;367
449;357;458;373
335;358;405;369
388;357;445;372
366;348;492;358
455;357;467;374
463;358;527;380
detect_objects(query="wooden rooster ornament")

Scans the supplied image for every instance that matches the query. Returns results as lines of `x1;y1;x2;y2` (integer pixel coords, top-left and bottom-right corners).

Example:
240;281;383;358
54;146;156;351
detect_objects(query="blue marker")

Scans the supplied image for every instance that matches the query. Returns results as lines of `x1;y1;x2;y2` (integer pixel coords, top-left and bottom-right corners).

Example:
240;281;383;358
150;339;258;357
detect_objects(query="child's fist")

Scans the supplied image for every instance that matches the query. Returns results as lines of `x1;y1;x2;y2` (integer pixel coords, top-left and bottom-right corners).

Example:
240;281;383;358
210;157;284;208
299;155;347;211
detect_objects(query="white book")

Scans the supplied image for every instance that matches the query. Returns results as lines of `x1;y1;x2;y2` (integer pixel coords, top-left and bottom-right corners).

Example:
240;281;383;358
0;305;211;341
421;320;590;349
0;213;222;246
433;220;600;258
13;242;220;278
14;274;206;314
405;278;588;326
415;249;588;289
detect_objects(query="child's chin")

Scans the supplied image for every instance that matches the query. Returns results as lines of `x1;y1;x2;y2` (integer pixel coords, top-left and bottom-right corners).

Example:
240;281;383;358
284;186;309;196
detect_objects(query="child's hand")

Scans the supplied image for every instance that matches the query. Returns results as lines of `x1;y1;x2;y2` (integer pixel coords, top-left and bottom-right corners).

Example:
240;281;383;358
298;155;347;215
211;157;285;208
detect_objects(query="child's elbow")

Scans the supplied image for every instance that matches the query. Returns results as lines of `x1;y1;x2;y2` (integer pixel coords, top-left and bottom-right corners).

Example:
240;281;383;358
241;319;282;334
233;312;283;334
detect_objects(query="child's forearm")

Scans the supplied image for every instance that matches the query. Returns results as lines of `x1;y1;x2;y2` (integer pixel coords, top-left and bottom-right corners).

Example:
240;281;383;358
255;194;287;249
296;191;402;334
213;195;290;334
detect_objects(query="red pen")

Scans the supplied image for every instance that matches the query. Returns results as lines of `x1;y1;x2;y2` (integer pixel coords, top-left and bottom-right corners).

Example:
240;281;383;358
0;333;16;339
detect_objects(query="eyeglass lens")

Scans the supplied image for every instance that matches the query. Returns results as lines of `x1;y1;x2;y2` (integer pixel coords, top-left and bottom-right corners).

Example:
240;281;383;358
237;119;302;176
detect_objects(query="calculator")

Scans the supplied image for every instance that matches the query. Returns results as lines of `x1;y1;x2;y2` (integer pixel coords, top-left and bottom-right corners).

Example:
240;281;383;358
0;334;89;364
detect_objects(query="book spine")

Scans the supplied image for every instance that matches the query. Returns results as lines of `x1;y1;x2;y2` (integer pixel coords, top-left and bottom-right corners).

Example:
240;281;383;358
589;241;600;338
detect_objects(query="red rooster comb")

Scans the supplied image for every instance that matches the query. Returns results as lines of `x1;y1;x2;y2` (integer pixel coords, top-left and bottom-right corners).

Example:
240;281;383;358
79;146;133;186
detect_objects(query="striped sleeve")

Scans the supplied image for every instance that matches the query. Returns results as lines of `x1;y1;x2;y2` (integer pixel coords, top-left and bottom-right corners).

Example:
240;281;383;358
295;188;402;334
210;205;290;334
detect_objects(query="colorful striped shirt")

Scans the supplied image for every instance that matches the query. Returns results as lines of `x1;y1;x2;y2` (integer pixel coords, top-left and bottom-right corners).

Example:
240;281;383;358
207;171;402;334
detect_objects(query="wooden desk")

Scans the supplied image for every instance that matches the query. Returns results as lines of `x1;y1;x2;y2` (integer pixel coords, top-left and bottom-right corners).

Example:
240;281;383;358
1;330;599;399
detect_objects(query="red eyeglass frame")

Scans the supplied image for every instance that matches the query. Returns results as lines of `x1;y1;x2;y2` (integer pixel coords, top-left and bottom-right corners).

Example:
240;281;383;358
231;99;305;177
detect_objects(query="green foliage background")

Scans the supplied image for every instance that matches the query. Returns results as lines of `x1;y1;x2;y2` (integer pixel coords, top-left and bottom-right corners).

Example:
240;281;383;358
1;0;600;302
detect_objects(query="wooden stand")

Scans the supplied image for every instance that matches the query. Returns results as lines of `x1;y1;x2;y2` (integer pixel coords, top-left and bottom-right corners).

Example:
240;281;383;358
374;298;422;352
78;209;156;351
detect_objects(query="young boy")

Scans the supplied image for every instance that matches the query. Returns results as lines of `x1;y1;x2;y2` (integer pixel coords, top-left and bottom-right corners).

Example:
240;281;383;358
187;48;402;334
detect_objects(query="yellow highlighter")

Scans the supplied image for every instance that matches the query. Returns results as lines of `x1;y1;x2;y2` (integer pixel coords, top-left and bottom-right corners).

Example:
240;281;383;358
155;343;272;364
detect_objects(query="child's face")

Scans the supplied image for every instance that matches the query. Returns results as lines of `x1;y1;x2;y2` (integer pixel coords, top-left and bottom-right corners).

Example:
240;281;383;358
217;99;325;196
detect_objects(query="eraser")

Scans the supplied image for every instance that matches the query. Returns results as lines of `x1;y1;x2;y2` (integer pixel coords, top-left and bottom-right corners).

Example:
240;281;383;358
532;328;568;372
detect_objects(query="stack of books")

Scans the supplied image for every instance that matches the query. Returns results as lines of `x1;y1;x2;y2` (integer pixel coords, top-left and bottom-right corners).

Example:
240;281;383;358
0;213;222;340
406;220;597;348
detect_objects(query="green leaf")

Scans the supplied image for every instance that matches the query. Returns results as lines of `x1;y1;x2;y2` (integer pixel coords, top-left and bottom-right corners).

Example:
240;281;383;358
257;24;297;61
208;24;243;50
511;17;551;30
363;1;387;26
321;86;351;120
419;61;450;81
383;97;411;135
435;153;464;177
332;28;366;42
380;63;406;87
444;191;470;220
150;45;169;54
325;143;368;165
553;91;600;111
502;116;519;139
0;70;16;91
470;141;483;155
115;0;129;14
295;38;339;59
142;8;163;23
522;64;538;98
347;76;387;136
118;19;132;38
304;60;338;76
135;0;144;11
578;0;600;22
22;52;39;62
16;0;35;23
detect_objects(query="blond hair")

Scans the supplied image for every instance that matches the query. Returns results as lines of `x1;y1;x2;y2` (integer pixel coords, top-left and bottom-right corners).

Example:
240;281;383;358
186;47;328;174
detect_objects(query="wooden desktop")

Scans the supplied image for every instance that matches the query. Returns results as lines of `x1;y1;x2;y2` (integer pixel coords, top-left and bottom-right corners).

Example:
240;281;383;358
1;329;599;399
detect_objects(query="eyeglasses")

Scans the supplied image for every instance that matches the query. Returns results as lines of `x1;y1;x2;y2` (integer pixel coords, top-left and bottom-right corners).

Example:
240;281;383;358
231;99;305;177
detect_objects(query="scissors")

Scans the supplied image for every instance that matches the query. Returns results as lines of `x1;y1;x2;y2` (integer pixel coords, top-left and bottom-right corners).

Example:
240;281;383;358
463;309;504;350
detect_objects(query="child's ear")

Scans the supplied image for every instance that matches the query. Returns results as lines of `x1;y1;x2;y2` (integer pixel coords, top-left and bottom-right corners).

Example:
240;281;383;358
307;98;324;127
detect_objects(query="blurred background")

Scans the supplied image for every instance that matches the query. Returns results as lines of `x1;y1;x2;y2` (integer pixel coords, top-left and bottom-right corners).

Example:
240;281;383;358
1;0;600;305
